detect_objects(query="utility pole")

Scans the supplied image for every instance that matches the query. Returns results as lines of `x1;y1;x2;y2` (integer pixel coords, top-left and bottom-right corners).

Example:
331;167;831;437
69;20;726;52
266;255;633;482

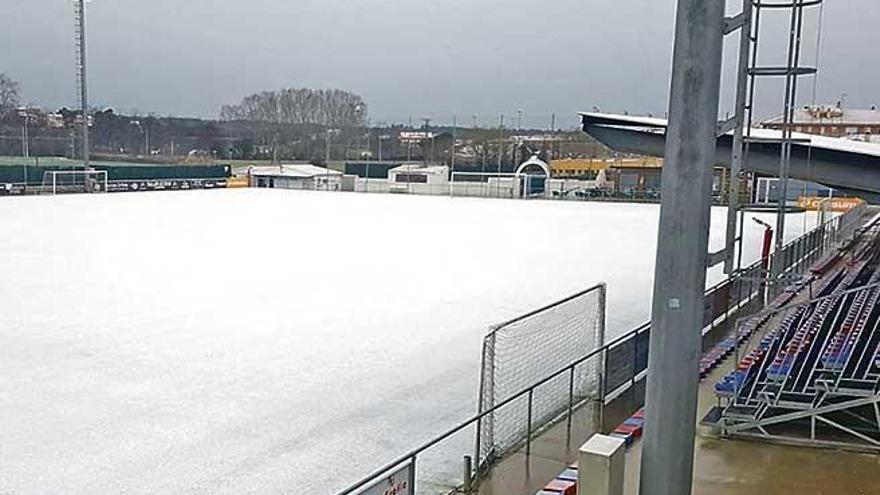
378;131;383;163
451;116;457;169
325;130;331;164
497;115;504;175
422;118;431;165
640;2;725;495
516;110;524;168
19;111;30;158
74;0;90;170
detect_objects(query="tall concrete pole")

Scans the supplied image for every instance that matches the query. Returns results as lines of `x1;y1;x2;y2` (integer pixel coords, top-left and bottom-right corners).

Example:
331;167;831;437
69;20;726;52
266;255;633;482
639;2;725;495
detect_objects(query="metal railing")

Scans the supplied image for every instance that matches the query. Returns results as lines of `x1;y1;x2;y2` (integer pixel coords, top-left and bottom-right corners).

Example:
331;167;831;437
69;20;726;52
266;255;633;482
337;264;771;495
336;203;871;495
767;202;868;298
336;322;640;495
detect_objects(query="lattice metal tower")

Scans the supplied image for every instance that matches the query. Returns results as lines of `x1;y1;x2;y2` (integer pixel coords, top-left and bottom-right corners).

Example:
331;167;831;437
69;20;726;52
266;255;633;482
73;0;90;170
724;0;824;276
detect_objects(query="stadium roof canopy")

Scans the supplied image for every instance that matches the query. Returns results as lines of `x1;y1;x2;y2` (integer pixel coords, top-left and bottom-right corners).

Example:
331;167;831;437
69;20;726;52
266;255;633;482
580;112;880;203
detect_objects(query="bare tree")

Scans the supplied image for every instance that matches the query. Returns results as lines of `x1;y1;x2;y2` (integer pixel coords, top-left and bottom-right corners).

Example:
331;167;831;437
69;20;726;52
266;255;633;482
220;88;367;127
0;73;21;118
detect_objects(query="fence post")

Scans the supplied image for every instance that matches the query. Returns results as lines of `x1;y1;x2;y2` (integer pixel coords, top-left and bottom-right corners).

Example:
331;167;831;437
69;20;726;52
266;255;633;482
409;455;417;494
462;456;473;492
568;365;576;438
526;389;534;457
737;271;743;310
632;333;638;390
747;268;753;304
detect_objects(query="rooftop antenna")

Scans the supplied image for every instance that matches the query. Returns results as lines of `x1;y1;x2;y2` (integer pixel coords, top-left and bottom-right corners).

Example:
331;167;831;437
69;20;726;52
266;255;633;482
73;0;91;171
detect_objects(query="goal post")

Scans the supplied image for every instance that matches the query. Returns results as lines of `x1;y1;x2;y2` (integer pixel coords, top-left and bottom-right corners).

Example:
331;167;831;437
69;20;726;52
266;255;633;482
42;170;108;195
476;283;606;469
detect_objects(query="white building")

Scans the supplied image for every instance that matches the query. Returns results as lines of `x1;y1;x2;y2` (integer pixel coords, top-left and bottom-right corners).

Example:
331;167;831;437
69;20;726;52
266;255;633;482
387;164;450;194
248;164;343;191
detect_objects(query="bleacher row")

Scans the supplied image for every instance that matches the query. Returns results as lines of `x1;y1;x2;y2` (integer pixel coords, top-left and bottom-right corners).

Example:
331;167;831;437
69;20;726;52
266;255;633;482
711;264;848;397
716;235;880;415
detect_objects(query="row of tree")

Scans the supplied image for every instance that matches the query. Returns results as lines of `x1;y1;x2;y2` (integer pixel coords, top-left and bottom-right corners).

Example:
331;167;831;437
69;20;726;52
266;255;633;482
0;73;21;119
0;75;607;164
220;88;368;127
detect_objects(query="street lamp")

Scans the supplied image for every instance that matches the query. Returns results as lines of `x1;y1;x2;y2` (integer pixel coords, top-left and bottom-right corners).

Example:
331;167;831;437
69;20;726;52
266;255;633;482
17;107;34;190
377;133;391;163
325;128;340;164
129;120;149;156
17;107;32;158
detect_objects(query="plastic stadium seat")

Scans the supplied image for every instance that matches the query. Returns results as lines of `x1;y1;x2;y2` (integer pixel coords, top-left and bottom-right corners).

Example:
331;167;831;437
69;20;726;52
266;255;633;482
543;479;577;495
624;417;645;428
610;431;634;446
557;468;578;482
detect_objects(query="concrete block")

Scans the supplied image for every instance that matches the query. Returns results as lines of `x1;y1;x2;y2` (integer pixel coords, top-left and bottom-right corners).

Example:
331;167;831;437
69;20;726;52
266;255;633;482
578;434;626;495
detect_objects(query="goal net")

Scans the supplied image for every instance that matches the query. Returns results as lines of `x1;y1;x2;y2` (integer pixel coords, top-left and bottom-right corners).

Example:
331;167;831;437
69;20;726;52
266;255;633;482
477;283;606;468
42;170;108;195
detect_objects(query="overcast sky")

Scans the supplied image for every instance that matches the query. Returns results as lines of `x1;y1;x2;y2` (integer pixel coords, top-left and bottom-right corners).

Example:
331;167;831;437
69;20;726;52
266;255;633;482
3;0;878;127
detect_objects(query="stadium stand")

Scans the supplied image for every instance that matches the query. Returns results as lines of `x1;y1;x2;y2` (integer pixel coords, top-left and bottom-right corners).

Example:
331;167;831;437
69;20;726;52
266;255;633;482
715;226;880;450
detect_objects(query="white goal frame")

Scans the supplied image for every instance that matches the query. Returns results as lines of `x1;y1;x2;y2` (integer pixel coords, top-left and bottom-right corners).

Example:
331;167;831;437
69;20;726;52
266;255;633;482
42;170;109;195
476;283;607;467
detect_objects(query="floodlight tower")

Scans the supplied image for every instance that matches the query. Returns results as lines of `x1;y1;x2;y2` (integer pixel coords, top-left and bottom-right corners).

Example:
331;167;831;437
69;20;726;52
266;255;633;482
73;0;90;170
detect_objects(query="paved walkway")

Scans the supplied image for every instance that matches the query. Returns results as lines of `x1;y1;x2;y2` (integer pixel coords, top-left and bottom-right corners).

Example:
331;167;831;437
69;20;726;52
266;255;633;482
475;345;880;495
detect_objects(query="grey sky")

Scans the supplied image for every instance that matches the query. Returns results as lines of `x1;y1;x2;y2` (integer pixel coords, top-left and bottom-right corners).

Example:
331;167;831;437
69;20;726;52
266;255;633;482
2;0;878;127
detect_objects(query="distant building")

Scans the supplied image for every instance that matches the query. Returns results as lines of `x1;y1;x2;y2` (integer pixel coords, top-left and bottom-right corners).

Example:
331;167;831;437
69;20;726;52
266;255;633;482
398;131;438;145
34;112;65;129
248;164;342;191
551;157;663;179
609;166;663;195
388;164;449;194
761;105;880;138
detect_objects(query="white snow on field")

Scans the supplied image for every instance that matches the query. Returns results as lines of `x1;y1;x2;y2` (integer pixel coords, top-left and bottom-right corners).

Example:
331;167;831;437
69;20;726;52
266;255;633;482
0;190;817;494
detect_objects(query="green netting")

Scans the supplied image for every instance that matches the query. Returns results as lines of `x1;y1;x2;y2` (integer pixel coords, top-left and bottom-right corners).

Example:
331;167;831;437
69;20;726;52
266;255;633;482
0;157;230;185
